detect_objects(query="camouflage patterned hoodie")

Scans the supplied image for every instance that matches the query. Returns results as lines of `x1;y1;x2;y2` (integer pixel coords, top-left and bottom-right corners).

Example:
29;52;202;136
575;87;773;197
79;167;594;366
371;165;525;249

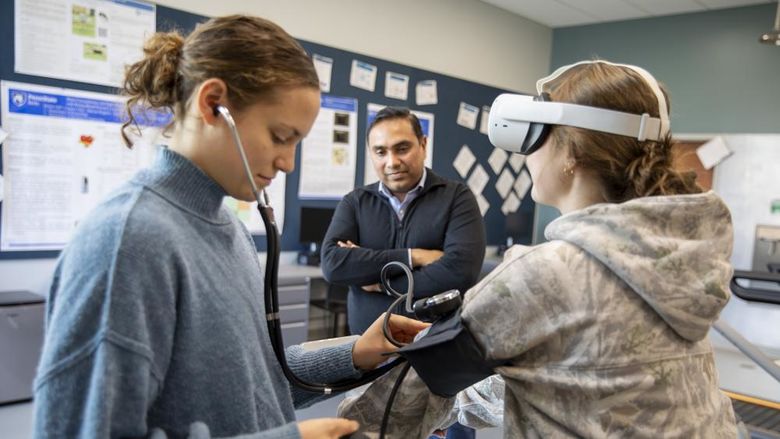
340;191;738;438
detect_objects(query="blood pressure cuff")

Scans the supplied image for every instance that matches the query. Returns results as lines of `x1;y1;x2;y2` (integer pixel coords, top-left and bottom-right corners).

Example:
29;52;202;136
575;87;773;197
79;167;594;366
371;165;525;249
396;309;505;398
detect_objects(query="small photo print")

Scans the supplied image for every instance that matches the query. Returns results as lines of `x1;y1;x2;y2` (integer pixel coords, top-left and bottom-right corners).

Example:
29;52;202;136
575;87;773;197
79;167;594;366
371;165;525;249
332;146;348;166
334;112;350;127
72;5;96;37
333;129;349;144
83;42;107;61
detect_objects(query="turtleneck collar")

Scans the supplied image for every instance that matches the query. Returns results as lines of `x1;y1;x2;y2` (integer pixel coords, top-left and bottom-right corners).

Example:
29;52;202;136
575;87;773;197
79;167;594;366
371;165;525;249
133;147;230;223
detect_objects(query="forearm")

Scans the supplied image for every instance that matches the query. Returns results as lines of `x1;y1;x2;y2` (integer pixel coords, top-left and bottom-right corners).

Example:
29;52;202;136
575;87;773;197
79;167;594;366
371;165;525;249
287;342;362;408
321;244;409;285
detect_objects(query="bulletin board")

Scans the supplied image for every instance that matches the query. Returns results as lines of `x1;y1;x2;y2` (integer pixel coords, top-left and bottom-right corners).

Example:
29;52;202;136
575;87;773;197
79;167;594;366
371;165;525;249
0;1;536;259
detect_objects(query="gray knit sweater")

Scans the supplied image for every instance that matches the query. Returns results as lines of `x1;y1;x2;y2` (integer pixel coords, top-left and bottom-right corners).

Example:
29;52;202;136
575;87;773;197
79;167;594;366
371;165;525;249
33;148;360;438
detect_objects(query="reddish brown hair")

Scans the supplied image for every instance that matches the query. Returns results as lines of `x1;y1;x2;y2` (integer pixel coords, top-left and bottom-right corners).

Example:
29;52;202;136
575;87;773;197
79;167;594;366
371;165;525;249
543;62;701;202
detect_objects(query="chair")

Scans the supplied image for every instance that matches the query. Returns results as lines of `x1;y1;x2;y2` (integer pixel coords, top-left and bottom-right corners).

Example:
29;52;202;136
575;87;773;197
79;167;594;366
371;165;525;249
309;283;349;337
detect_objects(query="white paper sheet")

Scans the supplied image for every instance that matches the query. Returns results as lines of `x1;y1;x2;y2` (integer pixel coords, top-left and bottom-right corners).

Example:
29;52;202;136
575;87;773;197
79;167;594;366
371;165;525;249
479;105;491;135
467;164;489;195
0;80;169;251
0;126;8;144
223;173;286;235
453;144;476;178
514;169;532;200
457;102;479;130
313;54;333;93
501;192;520;215
364;103;434;186
487;147;508;175
696;136;732;170
14;0;156;87
415;80;438;105
508;153;526;173
495;168;514;199
299;95;358;199
384;72;409;101
476;192;490;216
350;60;377;92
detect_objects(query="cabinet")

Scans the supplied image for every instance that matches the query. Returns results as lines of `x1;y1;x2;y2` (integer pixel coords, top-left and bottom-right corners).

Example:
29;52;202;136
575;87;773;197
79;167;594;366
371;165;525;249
277;276;311;347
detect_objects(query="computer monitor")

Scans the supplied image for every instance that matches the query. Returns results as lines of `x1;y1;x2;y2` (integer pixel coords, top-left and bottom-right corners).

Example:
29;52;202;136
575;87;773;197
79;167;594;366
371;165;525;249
299;207;336;245
505;210;533;246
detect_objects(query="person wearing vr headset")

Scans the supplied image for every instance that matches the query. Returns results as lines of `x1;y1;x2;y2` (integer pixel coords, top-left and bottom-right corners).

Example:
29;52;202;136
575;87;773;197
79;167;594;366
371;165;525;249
31;15;430;439
339;60;739;438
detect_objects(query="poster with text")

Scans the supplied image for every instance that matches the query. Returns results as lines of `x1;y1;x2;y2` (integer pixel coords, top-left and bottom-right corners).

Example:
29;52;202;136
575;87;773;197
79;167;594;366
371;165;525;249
298;95;358;199
1;81;170;251
15;0;156;87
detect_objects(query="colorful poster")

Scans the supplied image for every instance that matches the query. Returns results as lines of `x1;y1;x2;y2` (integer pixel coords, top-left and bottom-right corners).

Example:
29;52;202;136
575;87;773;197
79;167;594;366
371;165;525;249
15;0;156;87
298;95;358;199
1;81;170;251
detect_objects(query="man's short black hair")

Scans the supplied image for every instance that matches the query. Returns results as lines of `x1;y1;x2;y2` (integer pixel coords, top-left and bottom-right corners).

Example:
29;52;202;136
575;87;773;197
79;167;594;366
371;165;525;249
366;107;424;142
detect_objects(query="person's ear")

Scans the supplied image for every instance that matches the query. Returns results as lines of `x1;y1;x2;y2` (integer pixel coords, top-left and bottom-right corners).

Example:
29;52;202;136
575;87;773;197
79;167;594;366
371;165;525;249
419;136;428;151
195;78;228;126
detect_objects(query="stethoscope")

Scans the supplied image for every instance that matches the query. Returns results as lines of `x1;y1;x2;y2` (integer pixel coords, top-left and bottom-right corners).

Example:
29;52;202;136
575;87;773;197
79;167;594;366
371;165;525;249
214;105;404;394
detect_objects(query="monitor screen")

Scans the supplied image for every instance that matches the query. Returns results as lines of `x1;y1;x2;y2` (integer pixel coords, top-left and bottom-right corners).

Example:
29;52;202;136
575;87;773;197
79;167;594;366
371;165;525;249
299;207;336;244
505;210;533;245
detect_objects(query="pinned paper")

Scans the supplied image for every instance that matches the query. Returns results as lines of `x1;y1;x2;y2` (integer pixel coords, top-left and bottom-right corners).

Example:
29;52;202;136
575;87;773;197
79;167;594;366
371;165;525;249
487;147;508;175
456;102;479;130
0;126;8;144
313;54;333;93
514;169;532;200
696;136;732;170
385;72;409;101
415;80;438;105
501;192;521;215
479;106;491;135
495;169;514;199
467;164;489;195
350;60;377;92
476;192;490;216
508;154;526;173
453;145;476;178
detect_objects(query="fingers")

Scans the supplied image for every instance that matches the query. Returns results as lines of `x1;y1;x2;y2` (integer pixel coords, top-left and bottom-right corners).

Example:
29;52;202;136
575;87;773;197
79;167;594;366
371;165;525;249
337;240;359;248
325;418;359;436
298;418;359;439
388;313;431;332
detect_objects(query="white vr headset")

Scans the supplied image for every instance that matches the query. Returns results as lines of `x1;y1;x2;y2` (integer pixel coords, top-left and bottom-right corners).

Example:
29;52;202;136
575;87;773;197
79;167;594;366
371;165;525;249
488;60;671;155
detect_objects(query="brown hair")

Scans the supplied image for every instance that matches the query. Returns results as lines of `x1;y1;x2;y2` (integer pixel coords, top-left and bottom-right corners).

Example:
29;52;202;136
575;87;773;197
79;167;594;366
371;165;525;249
120;15;319;147
542;62;701;202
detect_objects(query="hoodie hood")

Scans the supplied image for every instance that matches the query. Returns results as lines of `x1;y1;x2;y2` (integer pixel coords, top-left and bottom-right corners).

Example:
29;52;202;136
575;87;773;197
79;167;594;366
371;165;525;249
545;191;733;342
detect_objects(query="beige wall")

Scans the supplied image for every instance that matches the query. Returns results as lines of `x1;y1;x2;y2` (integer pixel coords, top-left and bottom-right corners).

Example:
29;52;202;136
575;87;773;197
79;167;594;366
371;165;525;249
151;0;552;92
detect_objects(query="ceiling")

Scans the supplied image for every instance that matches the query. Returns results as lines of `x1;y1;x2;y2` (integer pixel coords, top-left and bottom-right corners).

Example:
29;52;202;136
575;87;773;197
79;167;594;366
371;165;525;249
479;0;775;28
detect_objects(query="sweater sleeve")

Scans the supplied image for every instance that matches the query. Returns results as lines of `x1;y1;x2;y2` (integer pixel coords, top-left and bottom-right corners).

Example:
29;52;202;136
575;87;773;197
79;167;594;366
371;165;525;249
286;342;362;408
389;184;486;298
320;194;409;286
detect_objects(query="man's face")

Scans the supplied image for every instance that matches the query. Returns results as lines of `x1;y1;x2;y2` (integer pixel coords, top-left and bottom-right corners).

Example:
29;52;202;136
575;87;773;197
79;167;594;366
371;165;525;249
367;118;427;197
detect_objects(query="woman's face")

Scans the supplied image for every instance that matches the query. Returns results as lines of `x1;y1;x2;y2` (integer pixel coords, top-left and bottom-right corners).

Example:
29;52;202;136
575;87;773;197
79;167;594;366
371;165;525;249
206;86;320;201
525;135;572;209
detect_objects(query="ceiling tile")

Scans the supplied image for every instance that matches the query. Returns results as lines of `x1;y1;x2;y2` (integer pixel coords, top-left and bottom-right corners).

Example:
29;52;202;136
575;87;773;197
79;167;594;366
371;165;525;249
696;0;772;9
481;0;597;27
559;0;648;22
623;0;705;16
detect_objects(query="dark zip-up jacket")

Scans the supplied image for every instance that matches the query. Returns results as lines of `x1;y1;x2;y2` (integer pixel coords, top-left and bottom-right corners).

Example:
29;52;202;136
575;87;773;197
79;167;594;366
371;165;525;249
321;169;486;334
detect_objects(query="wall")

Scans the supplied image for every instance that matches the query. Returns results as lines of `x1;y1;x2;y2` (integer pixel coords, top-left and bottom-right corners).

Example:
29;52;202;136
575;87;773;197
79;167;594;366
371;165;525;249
534;3;780;243
152;0;552;93
0;0;552;295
